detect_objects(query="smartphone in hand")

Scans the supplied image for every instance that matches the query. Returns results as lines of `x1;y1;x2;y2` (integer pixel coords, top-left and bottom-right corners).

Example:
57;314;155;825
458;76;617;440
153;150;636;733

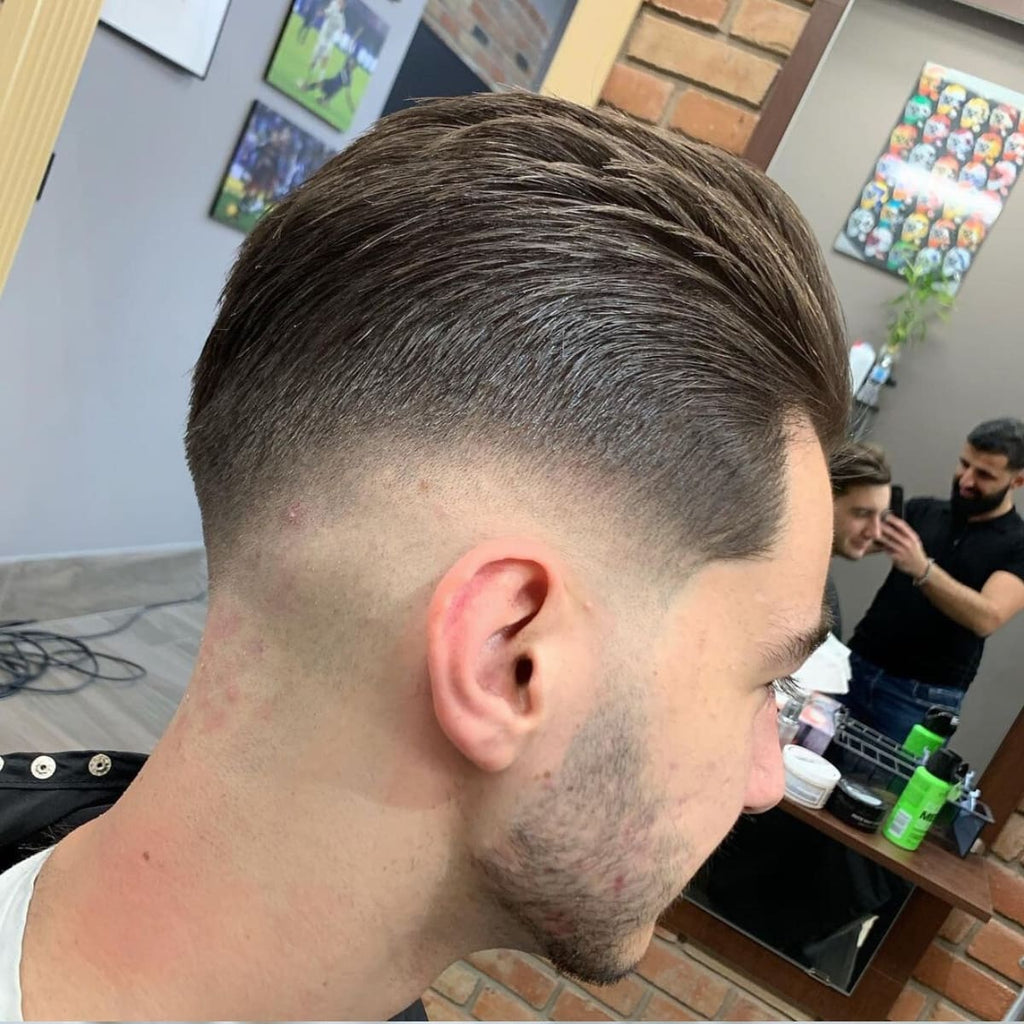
890;485;904;521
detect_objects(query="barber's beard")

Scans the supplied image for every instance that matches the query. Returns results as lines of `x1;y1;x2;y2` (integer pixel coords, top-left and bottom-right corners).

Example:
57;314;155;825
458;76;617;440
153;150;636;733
951;477;1009;525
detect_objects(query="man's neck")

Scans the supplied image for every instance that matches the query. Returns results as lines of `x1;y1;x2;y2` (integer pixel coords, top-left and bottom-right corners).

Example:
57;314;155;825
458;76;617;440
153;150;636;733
19;701;491;1020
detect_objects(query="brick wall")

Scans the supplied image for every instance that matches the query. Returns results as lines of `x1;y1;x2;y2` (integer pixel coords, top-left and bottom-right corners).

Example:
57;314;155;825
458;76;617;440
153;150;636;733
423;805;1024;1020
424;0;559;91
891;804;1024;1022
598;0;816;155
423;929;806;1021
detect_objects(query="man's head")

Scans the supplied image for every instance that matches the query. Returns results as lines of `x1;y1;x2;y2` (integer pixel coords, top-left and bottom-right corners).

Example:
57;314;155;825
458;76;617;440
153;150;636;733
829;442;892;559
954;418;1024;519
183;94;848;983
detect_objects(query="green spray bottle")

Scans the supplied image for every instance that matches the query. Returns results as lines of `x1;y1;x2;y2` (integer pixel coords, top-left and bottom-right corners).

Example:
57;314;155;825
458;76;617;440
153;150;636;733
883;747;964;852
902;707;959;760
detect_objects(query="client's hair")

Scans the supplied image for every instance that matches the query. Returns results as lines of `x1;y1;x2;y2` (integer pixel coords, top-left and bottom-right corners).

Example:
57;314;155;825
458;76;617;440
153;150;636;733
829;442;892;496
186;92;849;575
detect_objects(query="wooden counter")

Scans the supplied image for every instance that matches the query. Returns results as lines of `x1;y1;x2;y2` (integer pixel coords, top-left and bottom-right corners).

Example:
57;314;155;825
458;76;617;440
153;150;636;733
779;796;992;920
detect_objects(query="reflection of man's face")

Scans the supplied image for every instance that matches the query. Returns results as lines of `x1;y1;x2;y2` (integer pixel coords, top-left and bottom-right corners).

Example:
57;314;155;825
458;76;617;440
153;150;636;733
474;425;833;985
955;443;1016;501
832;484;891;560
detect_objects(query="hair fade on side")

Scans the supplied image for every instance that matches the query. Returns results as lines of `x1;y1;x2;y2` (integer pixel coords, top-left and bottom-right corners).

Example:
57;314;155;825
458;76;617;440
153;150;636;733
186;92;850;573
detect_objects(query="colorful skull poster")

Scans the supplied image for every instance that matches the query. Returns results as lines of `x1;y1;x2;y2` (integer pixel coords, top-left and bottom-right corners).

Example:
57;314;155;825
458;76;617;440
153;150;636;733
835;62;1024;293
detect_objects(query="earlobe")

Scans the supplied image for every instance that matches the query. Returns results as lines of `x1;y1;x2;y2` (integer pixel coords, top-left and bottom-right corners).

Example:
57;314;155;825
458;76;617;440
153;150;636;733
426;543;554;773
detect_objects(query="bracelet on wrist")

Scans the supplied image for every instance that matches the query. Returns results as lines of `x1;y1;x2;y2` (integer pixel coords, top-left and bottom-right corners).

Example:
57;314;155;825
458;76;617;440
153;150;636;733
913;558;936;587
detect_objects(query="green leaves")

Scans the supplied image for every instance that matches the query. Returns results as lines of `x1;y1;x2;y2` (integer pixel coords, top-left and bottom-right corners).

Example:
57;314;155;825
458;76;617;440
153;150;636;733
885;263;956;353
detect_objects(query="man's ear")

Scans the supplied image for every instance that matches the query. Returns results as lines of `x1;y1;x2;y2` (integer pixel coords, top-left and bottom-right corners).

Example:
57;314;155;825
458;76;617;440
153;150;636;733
1012;469;1024;491
426;540;562;773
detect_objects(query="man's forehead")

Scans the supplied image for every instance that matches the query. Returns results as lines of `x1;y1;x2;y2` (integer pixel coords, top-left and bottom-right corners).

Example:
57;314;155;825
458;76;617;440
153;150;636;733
964;444;1009;473
844;484;890;509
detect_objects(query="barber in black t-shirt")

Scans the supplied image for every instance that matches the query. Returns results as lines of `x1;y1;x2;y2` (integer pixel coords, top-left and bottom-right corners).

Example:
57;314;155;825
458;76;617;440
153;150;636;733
847;418;1024;742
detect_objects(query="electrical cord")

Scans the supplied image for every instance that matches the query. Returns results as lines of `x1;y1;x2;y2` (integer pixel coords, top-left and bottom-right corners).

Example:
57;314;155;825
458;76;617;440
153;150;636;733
0;592;206;699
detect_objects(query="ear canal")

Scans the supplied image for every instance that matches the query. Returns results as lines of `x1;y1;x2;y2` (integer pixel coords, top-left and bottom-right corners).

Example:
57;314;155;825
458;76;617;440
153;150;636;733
515;656;534;686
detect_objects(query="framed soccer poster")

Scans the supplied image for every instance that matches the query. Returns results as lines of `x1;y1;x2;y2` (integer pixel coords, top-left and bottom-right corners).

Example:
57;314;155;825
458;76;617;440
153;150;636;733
266;0;393;133
211;101;334;235
835;62;1024;293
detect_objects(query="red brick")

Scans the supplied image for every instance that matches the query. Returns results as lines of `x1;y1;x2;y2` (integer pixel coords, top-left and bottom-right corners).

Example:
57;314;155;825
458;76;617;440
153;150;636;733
731;0;810;56
928;1000;971;1022
888;983;927;1021
628;13;778;105
669;89;758;153
913;944;1015;1020
636;938;730;1016
471;981;540;1021
423;989;474;1021
992;812;1024;861
470;0;495;34
988;859;1024;925
967;918;1024;983
724;992;788;1020
467;950;557;1009
433;961;479;1004
642;990;701;1020
437;11;460;42
524;0;547;32
647;0;728;28
939;908;976;945
550;988;615;1021
578;974;646;1015
600;63;673;123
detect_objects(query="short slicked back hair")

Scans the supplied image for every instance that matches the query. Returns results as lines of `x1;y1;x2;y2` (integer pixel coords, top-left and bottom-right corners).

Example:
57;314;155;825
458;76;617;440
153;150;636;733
829;442;892;495
968;418;1024;471
186;92;849;573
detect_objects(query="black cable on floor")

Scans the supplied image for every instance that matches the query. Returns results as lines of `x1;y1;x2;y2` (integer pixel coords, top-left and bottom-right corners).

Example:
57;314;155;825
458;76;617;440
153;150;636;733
0;592;206;700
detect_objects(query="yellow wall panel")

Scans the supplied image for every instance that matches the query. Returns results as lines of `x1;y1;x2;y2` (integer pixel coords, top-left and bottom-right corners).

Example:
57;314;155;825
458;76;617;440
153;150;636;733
0;0;103;294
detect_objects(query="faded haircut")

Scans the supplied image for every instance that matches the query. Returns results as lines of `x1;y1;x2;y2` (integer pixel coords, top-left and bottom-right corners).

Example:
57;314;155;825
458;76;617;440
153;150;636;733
829;441;892;496
186;92;849;575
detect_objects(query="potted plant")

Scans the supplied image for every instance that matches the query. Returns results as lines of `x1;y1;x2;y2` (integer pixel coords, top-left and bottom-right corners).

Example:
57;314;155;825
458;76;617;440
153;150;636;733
854;264;955;410
881;262;956;359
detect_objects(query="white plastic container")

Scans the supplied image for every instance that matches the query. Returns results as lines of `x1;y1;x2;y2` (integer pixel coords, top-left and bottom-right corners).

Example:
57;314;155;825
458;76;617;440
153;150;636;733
783;744;842;809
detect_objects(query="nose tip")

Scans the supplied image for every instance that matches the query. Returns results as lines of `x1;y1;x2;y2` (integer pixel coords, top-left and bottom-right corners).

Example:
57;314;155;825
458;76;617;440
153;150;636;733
744;713;787;814
746;748;786;814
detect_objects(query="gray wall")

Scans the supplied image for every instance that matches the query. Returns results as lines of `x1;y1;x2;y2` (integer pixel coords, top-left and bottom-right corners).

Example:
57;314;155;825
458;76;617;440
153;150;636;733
0;0;423;560
770;0;1024;772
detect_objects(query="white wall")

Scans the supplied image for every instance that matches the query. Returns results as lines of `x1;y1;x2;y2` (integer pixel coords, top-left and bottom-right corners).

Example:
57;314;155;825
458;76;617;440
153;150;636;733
0;0;423;559
769;0;1024;772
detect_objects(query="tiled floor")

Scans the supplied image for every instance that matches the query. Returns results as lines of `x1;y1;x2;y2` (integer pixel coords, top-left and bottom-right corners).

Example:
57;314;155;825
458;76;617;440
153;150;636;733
0;595;206;752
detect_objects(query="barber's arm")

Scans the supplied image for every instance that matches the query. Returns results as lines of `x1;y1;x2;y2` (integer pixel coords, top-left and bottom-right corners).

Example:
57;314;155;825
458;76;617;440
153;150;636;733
880;517;1024;637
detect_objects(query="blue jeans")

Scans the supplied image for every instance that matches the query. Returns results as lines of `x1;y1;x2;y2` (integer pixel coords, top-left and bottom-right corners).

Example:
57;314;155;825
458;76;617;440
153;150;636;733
844;652;964;744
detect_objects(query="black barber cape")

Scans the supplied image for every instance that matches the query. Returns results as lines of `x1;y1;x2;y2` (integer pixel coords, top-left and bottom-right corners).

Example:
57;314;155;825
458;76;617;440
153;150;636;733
0;750;428;1021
